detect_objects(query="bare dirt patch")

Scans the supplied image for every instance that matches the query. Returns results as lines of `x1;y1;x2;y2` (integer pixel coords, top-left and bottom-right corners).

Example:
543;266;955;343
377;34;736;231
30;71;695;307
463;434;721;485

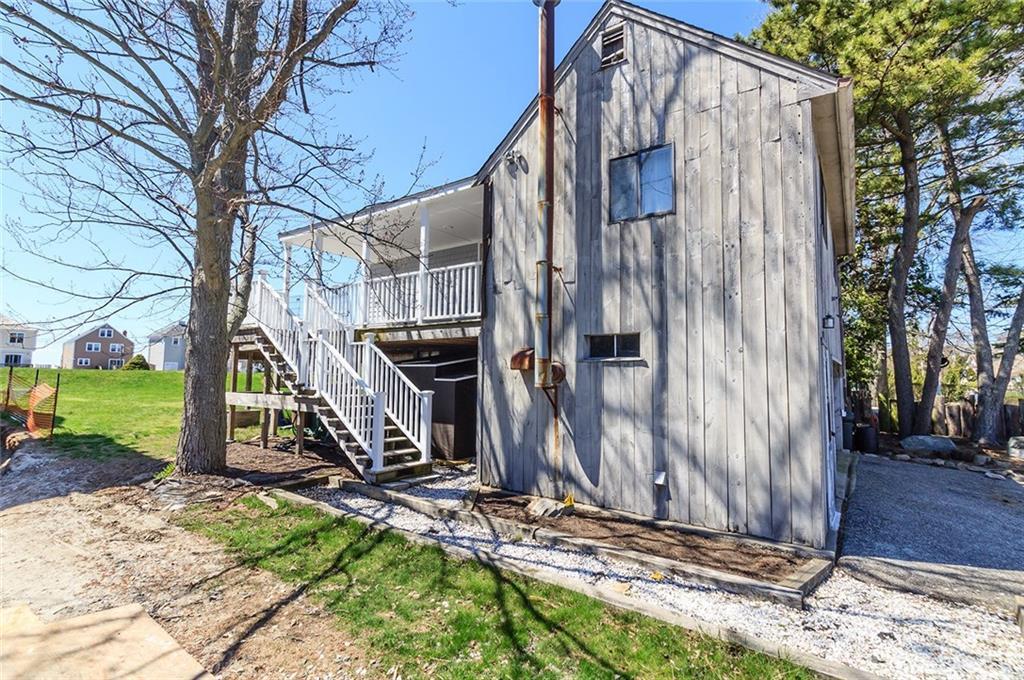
473;490;808;582
223;437;358;486
1;447;375;678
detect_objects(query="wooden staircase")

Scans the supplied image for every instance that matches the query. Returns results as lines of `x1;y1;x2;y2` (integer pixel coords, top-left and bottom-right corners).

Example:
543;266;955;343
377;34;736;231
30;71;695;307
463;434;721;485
243;325;432;484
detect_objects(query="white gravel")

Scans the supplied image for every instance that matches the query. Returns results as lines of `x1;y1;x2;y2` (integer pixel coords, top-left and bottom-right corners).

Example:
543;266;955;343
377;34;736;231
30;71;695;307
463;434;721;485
301;469;1024;680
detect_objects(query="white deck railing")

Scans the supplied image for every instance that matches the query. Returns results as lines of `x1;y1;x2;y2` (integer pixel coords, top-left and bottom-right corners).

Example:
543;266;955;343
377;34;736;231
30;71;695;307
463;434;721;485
350;341;433;464
424;262;482;321
366;270;420;325
312;336;385;470
320;261;482;328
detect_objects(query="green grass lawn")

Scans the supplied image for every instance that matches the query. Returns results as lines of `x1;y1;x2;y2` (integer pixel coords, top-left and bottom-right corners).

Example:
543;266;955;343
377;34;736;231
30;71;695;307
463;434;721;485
3;367;263;460
180;497;811;680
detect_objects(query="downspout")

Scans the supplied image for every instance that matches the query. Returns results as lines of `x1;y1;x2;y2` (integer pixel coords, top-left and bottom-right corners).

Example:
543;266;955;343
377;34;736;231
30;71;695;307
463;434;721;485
533;0;557;390
533;0;564;497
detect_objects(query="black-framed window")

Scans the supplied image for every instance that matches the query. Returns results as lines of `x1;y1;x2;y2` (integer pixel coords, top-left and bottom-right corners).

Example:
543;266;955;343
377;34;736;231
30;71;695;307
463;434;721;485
609;145;674;222
587;333;641;359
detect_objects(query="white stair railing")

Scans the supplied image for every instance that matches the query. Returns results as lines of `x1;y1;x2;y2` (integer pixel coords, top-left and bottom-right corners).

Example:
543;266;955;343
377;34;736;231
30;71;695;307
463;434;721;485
304;283;353;358
250;277;308;384
311;335;385;470
351;341;433;464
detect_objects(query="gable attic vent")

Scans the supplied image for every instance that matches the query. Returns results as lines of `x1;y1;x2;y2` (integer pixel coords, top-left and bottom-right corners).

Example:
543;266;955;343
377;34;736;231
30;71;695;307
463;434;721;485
600;24;626;67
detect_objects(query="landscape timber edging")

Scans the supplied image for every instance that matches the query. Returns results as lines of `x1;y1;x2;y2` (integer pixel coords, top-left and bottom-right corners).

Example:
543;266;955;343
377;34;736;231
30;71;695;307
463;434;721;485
268;487;881;680
335;479;833;609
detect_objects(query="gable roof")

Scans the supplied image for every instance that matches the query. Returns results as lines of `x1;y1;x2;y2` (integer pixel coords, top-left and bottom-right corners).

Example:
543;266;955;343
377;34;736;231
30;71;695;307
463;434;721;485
148;320;187;340
62;323;131;347
0;315;37;331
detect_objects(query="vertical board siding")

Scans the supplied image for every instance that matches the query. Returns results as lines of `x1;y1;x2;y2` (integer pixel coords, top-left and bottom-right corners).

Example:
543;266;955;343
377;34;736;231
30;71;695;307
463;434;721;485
738;64;772;539
478;15;830;548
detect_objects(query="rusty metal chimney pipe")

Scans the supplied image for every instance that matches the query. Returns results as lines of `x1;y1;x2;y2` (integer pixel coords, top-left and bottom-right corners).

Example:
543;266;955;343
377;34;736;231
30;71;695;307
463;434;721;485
533;0;557;389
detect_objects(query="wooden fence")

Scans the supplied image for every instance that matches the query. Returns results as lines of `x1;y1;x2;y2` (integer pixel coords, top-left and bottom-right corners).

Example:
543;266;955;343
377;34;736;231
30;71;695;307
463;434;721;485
879;395;1023;441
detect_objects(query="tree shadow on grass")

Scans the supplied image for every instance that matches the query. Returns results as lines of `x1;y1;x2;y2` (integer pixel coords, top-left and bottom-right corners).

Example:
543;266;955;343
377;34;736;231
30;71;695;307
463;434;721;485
193;499;629;678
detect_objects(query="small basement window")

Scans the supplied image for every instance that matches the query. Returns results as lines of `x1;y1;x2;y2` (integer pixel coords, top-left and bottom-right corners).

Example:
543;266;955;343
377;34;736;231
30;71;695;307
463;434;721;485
600;24;625;67
587;333;641;359
610;145;674;222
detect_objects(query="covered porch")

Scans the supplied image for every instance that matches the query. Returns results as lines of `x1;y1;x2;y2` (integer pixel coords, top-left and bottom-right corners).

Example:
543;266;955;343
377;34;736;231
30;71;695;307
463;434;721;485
279;177;485;330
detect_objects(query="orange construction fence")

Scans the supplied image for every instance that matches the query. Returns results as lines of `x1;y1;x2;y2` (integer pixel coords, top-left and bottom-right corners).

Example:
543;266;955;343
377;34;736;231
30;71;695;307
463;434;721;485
2;367;61;438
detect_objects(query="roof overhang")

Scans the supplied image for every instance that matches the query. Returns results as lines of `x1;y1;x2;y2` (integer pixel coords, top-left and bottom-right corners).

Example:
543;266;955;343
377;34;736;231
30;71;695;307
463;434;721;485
278;176;482;262
810;78;856;256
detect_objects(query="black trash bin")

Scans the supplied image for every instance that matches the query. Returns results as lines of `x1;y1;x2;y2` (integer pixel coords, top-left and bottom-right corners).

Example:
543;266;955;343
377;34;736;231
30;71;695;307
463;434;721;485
854;423;878;453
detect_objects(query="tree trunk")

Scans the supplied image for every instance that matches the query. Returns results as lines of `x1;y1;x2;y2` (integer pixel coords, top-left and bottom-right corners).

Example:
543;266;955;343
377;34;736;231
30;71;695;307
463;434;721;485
176;193;234;474
913;122;984;435
911;213;975;433
876;343;892;431
975;283;1024;445
887;113;922;438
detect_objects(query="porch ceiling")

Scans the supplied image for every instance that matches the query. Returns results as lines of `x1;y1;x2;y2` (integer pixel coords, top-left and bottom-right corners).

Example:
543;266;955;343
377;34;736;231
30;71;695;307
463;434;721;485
280;180;484;263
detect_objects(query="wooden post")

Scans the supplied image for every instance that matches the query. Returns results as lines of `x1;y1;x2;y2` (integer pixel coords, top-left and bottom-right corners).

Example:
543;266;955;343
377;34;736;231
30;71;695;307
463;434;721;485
260;363;270;449
271;369;280;436
961;400;974;440
294;411;304;455
932;395;946;436
946;403;961;438
3;365;12;413
417;206;430;325
244;355;254;392
49;372;61;441
228;344;239;442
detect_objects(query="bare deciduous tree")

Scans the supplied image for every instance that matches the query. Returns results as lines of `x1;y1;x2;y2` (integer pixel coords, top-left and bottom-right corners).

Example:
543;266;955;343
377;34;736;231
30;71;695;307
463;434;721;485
1;0;414;472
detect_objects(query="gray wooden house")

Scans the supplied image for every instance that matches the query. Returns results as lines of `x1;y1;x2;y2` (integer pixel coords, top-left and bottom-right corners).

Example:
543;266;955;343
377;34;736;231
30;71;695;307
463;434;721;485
476;0;854;549
247;0;854;549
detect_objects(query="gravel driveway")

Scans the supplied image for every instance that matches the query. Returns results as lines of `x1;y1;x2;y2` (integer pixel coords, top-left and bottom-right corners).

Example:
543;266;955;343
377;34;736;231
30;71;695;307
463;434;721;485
840;454;1024;612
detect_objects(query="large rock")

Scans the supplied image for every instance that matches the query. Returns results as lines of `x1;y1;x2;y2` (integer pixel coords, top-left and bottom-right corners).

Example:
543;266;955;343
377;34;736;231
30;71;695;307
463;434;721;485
1008;436;1024;460
900;435;959;454
526;497;574;518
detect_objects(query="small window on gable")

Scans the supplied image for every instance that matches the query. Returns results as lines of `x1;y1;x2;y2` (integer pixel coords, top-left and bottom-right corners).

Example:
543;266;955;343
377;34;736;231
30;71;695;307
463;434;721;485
600;24;625;68
99;328;113;338
171;337;180;345
587;333;641;360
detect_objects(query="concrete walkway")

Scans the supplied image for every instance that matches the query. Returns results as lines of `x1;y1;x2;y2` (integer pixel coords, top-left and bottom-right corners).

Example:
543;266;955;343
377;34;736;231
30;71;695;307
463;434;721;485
1;603;211;679
840;454;1024;613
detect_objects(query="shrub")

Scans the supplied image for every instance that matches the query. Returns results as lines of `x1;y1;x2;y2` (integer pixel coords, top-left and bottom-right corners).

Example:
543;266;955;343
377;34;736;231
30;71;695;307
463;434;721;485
122;354;151;371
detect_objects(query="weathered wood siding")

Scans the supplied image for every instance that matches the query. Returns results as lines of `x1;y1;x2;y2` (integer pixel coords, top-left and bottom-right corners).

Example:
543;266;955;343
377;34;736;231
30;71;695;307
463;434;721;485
478;13;833;547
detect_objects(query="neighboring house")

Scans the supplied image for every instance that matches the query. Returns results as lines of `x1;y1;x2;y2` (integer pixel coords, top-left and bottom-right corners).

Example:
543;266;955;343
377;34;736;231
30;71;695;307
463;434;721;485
146;321;187;370
60;324;134;369
241;0;855;550
0;316;39;367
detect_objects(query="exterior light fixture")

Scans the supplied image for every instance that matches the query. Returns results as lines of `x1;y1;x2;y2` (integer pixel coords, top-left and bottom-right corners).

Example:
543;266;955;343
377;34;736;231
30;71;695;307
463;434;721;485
823;314;836;329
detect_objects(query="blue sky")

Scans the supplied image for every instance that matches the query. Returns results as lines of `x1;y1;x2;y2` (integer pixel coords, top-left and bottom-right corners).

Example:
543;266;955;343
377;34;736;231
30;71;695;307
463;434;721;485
2;0;771;365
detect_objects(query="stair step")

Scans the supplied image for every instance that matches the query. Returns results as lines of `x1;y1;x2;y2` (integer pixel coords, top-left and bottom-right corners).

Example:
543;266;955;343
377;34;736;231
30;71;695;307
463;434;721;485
366;461;434;484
